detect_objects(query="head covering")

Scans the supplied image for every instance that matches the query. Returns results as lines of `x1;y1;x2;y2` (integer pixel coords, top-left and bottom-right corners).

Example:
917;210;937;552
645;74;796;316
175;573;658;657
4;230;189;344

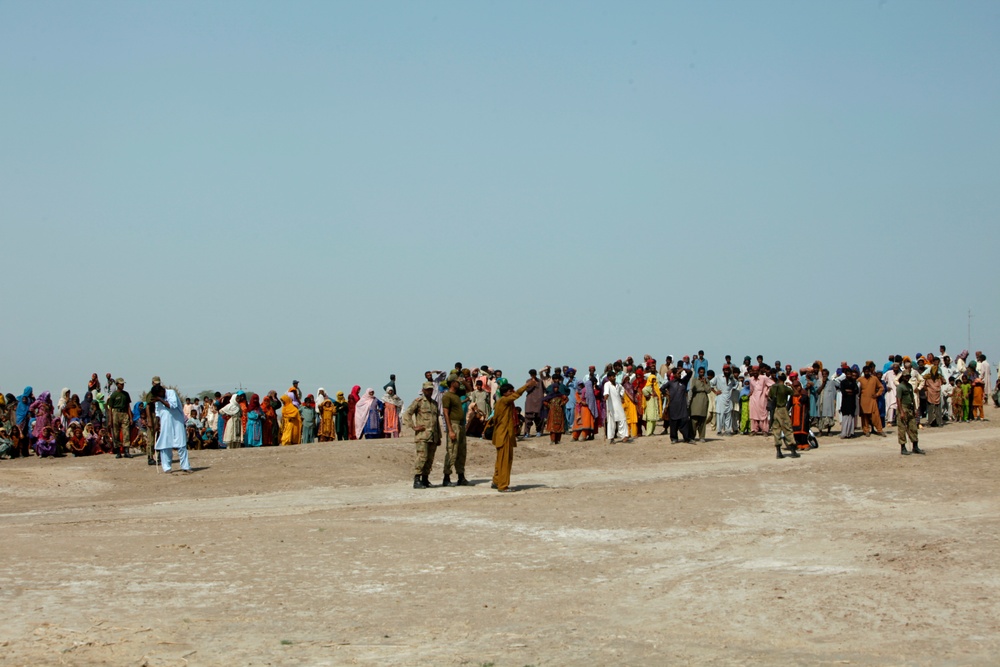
382;389;404;408
354;388;377;438
248;393;262;411
336;391;346;402
280;395;299;420
581;379;598;415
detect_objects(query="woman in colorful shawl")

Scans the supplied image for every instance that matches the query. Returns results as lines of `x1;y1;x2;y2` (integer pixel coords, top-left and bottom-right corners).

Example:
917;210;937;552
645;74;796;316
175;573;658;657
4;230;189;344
355;388;382;439
55;388;70;426
220;393;244;448
381;388;404;438
300;395;317;443
9;425;29;458
91;391;107;426
15;387;34;435
317;398;336;441
35;426;58;458
739;380;751;434
0;427;12;459
631;368;646;435
971;378;985;420
79;391;94;426
239;395;250;441
30;392;55;442
280;395;302;445
572;380;598;441
347;386;361;440
621;378;639;438
542;385;567;443
83;423;103;454
334;392;349;440
245;394;265;447
259;391;278;445
642;375;661;435
67;421;90;456
790;385;811;450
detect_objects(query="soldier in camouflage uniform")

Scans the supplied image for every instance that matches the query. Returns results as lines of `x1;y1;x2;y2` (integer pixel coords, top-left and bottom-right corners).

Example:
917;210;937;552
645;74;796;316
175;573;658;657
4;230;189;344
896;374;925;455
404;382;442;488
769;375;799;459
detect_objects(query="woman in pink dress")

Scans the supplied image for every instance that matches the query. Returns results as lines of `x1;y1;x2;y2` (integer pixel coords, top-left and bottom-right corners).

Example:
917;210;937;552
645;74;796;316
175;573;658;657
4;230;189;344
748;367;774;435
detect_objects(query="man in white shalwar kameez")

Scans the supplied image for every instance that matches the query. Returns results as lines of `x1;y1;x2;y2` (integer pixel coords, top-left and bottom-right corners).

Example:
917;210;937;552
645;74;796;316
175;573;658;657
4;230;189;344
154;387;191;473
603;375;630;443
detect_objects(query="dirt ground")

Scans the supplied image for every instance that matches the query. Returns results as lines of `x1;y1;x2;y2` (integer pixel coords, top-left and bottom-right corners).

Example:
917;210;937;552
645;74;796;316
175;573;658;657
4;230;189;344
2;409;1000;666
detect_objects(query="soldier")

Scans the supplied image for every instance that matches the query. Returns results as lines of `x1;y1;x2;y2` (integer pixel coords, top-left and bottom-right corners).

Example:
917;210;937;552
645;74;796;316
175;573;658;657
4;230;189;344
404;382;442;489
107;378;132;458
440;379;470;487
769;374;799;459
896;374;925;455
143;376;163;465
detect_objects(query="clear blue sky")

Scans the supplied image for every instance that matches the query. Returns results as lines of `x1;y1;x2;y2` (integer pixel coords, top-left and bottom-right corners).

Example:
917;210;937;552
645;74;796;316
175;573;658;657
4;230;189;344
2;0;998;399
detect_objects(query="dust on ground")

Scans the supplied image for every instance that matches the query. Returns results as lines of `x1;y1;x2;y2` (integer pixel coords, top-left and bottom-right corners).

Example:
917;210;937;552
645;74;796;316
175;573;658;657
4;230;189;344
2;411;1000;666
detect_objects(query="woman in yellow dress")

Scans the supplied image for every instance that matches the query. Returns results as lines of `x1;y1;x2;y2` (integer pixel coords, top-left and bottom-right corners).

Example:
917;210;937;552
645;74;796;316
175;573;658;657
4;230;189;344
280;394;302;445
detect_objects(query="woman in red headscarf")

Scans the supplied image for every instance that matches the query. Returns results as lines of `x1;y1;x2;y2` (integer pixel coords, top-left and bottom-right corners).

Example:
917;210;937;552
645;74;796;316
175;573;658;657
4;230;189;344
245;394;264;447
347;386;361;440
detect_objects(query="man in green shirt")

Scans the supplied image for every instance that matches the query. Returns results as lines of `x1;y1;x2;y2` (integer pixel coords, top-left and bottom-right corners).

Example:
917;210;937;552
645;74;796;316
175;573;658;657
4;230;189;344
107;378;132;458
769;374;799;459
896;374;925;455
440;379;470;487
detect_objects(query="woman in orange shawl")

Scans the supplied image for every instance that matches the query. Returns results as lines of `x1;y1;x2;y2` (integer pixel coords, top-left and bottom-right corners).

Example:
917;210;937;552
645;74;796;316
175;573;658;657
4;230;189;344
280;395;302;445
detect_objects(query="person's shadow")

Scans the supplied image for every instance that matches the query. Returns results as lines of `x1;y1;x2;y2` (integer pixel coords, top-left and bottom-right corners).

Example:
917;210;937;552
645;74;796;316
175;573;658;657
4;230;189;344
468;479;548;492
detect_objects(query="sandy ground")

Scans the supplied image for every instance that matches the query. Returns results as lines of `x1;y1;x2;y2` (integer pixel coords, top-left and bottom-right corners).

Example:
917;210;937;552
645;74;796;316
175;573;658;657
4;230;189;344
2;409;1000;666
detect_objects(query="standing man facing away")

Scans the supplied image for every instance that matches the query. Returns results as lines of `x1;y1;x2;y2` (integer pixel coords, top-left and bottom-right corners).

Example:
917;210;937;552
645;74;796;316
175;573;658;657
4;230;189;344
405;382;442;489
440;379;470;487
492;378;536;492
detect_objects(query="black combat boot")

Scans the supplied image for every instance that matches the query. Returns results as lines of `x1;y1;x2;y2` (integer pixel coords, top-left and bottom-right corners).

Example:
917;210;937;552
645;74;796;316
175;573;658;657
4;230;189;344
421;474;432;488
900;445;911;455
775;445;785;459
442;475;454;487
413;475;428;489
456;475;471;486
787;446;801;458
912;444;925;455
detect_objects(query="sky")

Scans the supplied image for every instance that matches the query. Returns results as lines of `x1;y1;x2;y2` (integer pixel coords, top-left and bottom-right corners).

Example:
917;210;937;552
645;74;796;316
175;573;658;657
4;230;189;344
2;0;999;400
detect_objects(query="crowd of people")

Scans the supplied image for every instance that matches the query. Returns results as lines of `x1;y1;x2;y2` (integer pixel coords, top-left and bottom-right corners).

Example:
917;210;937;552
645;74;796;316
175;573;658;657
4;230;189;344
1;347;995;486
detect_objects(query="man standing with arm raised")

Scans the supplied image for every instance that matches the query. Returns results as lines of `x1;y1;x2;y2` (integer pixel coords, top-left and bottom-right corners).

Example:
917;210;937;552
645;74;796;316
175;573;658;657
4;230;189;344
492;378;536;493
